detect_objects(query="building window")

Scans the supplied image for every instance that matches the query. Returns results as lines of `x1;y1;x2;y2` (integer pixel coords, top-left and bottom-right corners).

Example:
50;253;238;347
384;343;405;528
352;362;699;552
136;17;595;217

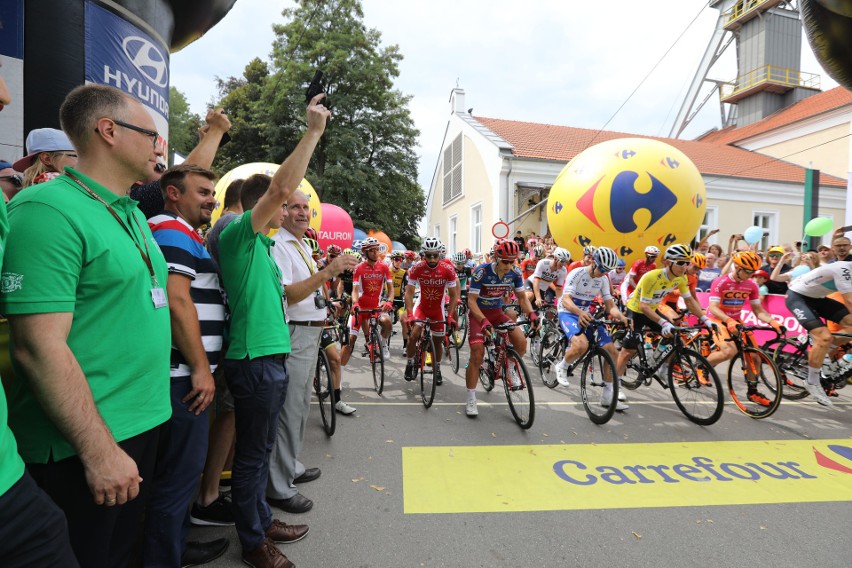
752;210;777;251
696;206;718;244
442;135;463;205
433;224;440;241
448;215;458;254
471;203;482;254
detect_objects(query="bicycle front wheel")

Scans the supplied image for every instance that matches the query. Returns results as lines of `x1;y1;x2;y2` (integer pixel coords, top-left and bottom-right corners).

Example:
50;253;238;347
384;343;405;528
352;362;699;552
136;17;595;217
581;346;619;425
448;333;460;374
727;347;782;419
370;328;385;395
457;307;469;346
314;348;336;436
504;349;535;429
620;351;645;391
667;349;724;425
769;339;809;400
538;328;564;389
420;334;438;408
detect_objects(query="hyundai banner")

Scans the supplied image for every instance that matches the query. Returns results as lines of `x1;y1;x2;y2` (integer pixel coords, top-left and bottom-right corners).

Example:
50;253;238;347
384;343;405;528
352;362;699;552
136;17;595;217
84;0;169;139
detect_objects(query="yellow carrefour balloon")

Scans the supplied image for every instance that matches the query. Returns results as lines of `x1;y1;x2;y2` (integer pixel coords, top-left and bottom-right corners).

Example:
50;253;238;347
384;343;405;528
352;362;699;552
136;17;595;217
211;162;322;236
547;138;706;265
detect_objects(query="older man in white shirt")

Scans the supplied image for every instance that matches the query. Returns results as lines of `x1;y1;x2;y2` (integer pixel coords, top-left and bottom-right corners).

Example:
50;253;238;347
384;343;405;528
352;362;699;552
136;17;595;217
266;189;356;514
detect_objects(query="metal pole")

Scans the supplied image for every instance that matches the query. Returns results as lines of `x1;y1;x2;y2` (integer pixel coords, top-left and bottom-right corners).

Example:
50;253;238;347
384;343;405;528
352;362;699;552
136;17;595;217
507;197;548;226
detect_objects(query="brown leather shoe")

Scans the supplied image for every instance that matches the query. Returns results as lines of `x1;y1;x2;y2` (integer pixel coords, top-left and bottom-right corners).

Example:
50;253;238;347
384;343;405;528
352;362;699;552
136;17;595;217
266;519;309;543
242;538;294;568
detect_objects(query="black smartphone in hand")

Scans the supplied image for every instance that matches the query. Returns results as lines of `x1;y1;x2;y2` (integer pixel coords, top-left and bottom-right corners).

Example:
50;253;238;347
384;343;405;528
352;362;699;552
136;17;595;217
305;70;325;105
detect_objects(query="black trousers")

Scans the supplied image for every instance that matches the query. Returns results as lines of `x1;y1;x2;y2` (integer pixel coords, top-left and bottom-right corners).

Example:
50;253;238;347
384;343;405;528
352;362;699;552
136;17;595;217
27;426;160;568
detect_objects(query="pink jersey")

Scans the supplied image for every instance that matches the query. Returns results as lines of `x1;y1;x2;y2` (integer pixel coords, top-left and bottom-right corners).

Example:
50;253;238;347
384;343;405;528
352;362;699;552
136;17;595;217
353;261;391;308
627;259;657;294
408;261;457;312
708;274;760;318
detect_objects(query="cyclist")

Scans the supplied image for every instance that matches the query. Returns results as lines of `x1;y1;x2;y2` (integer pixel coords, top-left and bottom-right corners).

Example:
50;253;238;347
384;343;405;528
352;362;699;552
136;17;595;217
785;260;852;407
387;251;411;348
621;245;659;304
607;258;627;290
304;237;323;266
463;248;476;269
527;247;571;308
335;248;360;300
340;237;394;367
658;252;704;323
702;251;784;406
566;245;596;273
465;239;539;417
556;247;629;410
616;244;711;380
403;238;459;383
402;250;418;270
452;252;472;293
520;246;542;280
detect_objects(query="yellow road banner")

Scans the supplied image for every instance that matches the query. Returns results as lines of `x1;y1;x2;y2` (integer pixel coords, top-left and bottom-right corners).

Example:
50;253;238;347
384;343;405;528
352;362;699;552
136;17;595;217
402;439;852;513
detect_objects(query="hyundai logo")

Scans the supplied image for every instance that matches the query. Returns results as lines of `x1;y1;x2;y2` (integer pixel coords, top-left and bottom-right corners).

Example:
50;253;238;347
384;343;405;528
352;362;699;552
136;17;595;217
122;36;168;88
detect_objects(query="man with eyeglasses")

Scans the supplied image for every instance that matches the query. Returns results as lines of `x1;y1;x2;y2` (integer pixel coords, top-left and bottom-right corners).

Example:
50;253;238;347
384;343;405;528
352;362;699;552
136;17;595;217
0;83;171;567
759;246;792;294
831;236;852;262
704;252;784;406
616;244;711;381
0;161;23;202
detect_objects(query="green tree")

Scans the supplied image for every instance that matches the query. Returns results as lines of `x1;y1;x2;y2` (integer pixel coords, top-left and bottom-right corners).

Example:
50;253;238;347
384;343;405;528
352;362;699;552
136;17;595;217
167;86;201;162
213;0;424;247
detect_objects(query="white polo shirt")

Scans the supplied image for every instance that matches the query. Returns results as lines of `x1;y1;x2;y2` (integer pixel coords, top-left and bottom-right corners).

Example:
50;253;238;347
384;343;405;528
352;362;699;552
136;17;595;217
271;228;325;322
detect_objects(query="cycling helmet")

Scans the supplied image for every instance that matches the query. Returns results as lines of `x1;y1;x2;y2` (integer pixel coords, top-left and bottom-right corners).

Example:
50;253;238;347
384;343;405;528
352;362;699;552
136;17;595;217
644;246;660;256
691;252;707;269
593;246;619;272
553;247;571;263
421;237;443;253
304;227;318;241
664;243;693;262
343;248;361;261
452;252;466;264
493;239;519;260
533;245;545;258
616;258;626;268
583;245;597;256
361;237;381;251
303;237;322;256
326;244;342;256
439;243;447;256
463;248;472;259
732;250;761;271
404;250;418;261
390;250;404;260
352;239;363;251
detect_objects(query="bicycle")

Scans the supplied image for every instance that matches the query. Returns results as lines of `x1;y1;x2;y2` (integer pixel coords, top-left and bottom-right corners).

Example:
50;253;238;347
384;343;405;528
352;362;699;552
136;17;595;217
313;337;335;436
478;321;535;429
444;321;461;375
766;330;852;401
620;324;724;425
528;304;558;368
720;324;785;419
410;318;450;407
355;307;386;395
454;292;469;346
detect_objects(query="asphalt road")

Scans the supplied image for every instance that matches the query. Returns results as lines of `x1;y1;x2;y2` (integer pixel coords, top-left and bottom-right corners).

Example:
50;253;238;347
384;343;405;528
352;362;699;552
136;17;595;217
198;328;852;568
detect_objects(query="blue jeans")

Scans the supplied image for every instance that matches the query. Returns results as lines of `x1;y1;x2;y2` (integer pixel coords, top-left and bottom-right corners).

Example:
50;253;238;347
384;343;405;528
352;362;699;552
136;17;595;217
142;377;210;567
224;355;289;551
0;472;78;567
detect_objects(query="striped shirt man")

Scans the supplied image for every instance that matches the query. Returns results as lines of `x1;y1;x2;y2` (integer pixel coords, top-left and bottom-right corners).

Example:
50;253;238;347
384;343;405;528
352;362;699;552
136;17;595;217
149;212;226;375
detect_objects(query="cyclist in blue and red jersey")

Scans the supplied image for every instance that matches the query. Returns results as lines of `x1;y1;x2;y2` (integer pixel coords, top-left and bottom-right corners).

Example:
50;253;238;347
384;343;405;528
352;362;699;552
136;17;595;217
464;239;538;417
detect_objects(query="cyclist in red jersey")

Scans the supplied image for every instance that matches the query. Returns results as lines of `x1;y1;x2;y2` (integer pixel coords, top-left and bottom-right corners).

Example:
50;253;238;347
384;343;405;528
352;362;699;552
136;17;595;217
520;245;542;280
340;237;394;367
403;238;459;382
705;251;782;405
566;245;596;273
624;245;659;297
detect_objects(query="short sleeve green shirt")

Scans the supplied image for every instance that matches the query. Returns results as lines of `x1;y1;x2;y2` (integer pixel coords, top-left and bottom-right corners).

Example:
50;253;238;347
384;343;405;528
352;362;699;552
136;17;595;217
0;169;172;463
218;211;290;359
0;196;25;496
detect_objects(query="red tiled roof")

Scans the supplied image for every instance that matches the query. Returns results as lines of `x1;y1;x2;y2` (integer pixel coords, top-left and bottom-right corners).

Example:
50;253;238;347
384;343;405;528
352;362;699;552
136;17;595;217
697;86;852;144
473;116;846;187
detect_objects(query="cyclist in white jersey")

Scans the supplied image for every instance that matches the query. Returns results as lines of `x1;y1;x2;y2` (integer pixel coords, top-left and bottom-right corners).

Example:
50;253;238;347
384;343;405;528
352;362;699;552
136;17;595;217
555;247;629;409
786;261;852;406
526;247;570;307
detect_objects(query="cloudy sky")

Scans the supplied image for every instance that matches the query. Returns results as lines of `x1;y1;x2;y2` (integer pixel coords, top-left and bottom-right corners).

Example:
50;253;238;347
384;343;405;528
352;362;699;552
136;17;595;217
170;0;837;193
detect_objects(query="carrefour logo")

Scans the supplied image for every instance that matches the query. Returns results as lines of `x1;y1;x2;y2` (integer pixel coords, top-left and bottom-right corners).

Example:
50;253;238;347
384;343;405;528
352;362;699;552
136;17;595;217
122;36;169;87
402;440;852;514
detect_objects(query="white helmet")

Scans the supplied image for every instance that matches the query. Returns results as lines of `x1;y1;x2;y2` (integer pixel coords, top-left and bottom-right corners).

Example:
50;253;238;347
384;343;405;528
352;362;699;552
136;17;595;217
553;247;571;263
593;247;619;272
644;245;660;256
583;245;597;256
452;252;466;264
421;237;442;253
361;237;381;251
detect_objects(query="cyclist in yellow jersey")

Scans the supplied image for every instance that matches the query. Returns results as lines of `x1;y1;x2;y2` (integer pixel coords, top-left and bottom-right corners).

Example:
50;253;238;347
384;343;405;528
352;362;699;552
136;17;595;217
389;251;410;347
617;244;711;379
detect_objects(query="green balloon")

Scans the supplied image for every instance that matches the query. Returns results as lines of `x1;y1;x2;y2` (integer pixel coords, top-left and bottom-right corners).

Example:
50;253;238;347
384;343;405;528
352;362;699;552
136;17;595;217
804;216;834;237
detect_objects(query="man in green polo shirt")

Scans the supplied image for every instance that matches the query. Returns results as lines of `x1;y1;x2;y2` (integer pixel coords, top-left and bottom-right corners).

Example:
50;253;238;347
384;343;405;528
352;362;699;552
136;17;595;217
0;84;171;567
0;199;77;566
217;93;330;568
